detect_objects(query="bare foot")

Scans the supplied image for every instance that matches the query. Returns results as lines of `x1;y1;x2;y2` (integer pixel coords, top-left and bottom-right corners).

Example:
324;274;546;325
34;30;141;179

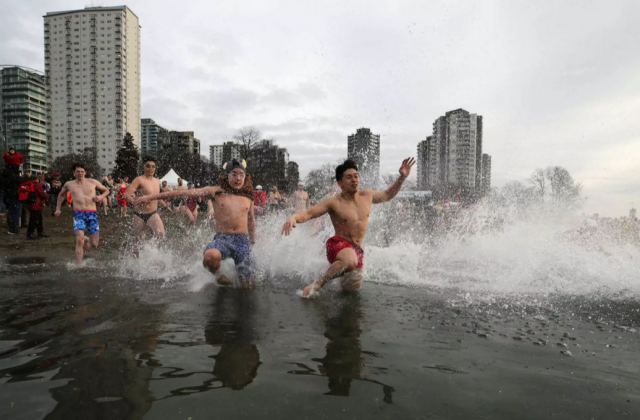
216;274;233;286
299;282;320;298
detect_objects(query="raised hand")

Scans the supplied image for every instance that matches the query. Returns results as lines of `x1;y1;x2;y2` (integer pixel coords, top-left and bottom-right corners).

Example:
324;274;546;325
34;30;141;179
399;157;416;178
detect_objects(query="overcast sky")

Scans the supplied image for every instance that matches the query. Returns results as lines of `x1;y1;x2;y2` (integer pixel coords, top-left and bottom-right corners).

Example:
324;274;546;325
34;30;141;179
2;0;639;215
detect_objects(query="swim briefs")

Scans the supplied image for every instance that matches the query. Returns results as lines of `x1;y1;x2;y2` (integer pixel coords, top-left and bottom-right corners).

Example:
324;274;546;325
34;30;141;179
326;235;364;268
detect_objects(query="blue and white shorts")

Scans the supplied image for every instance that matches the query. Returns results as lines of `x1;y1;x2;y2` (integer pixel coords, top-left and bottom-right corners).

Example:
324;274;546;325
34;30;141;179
204;233;255;280
73;210;100;235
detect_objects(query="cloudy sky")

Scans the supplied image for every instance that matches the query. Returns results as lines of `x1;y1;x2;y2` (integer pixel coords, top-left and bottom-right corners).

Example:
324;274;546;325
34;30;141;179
2;0;639;215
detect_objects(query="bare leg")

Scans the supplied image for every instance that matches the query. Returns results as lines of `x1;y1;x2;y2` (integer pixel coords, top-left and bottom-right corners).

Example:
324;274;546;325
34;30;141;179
302;248;358;297
89;233;99;249
132;215;146;257
340;269;363;292
147;213;166;239
74;231;86;265
203;248;232;286
180;206;196;225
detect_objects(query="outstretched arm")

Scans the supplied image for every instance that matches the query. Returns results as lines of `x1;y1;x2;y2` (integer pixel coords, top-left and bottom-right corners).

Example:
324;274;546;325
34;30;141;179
136;185;222;204
372;157;415;203
282;198;331;235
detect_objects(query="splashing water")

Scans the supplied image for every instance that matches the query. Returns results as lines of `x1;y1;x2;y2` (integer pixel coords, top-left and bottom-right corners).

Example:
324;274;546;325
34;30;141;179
255;198;640;300
112;197;639;301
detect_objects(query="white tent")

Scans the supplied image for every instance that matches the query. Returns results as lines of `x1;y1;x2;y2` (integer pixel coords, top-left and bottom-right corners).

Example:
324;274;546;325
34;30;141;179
160;168;188;186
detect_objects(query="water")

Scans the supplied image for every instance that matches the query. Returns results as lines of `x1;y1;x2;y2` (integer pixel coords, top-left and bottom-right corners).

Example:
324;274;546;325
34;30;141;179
0;202;639;419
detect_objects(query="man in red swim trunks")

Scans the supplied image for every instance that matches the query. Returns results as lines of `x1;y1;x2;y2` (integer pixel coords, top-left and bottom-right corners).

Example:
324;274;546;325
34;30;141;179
282;157;415;297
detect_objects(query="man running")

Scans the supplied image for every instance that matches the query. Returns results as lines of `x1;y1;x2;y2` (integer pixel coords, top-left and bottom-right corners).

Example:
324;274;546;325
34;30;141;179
291;182;310;212
136;159;256;287
124;157;166;242
55;163;111;265
282;157;415;297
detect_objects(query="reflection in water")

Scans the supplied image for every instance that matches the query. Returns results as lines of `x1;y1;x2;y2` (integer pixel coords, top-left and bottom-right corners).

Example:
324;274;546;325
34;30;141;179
0;274;164;419
290;295;394;403
205;288;260;390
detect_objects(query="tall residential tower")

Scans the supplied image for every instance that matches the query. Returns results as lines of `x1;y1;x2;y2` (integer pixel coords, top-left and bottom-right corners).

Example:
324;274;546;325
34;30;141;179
347;127;380;186
44;6;141;173
0;66;48;172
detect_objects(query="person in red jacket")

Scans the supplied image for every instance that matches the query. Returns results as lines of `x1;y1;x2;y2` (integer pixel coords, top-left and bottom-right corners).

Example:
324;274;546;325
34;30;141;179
26;174;49;239
3;147;24;168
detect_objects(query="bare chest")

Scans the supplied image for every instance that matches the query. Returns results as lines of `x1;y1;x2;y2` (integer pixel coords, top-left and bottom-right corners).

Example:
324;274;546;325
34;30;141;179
138;179;160;195
214;195;251;215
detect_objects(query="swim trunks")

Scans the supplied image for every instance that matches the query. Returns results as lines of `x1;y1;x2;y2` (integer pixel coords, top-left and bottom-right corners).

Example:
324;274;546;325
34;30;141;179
134;210;157;223
204;233;255;280
326;235;364;268
73;210;100;235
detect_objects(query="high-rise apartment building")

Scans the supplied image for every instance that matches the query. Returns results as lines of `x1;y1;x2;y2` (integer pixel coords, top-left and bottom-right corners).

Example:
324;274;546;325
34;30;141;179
141;118;168;158
44;6;141;173
481;153;491;194
418;109;491;195
160;131;199;156
347;127;380;186
209;141;242;167
249;139;290;190
0;66;48;172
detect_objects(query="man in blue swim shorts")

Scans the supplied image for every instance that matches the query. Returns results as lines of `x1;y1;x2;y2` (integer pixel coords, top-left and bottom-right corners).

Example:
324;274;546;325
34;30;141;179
55;163;110;265
137;159;256;287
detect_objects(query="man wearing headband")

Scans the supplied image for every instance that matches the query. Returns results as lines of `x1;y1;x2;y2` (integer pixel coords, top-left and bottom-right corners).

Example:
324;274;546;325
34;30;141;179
136;158;256;287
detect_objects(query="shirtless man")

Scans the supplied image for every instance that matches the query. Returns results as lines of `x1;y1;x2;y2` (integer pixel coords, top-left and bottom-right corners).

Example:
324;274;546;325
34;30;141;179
136;159;256;287
291;182;310;212
124;157;166;242
282;158;415;297
55;163;111;265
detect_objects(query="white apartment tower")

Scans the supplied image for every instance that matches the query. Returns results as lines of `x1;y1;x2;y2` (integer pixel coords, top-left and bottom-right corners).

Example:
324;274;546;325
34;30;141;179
44;6;141;173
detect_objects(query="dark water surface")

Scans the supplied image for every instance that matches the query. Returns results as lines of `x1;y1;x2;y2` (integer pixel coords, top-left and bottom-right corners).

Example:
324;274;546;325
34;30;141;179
1;257;639;420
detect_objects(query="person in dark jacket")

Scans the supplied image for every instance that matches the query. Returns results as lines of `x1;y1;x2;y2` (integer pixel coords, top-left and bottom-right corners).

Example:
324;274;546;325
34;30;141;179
1;165;21;234
26;174;49;239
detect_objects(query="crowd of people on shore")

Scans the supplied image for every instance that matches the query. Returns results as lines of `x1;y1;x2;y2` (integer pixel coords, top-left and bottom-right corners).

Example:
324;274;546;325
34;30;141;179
0;147;310;241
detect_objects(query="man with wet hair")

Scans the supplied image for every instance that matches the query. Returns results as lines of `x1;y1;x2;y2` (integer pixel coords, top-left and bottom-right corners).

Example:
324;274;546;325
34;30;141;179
282;157;415;297
125;157;166;243
55;163;111;265
136;158;256;287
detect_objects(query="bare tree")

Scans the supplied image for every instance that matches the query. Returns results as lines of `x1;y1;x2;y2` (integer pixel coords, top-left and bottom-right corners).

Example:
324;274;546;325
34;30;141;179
233;127;261;160
545;166;582;205
529;168;546;198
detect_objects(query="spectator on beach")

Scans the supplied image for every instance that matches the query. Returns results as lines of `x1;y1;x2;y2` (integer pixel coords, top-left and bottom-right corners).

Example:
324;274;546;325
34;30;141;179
116;178;128;218
253;185;267;215
291;182;310;212
25;174;49;240
49;176;62;214
3;147;24;168
181;182;199;225
267;186;284;211
1;164;21;234
18;169;33;228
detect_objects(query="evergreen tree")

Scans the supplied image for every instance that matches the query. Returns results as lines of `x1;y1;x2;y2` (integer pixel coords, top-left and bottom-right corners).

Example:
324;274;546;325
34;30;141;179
113;132;139;180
